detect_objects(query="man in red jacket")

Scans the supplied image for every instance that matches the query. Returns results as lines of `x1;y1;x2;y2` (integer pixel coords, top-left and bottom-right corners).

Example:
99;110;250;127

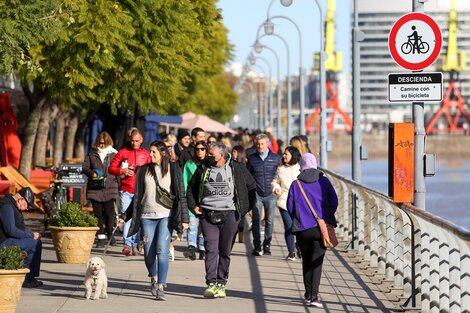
109;128;150;256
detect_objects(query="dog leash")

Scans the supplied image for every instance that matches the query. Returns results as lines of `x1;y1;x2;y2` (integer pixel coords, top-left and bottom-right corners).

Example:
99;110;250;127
101;225;120;257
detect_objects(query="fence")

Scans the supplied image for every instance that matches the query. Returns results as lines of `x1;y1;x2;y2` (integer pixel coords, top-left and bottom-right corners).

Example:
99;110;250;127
325;169;470;313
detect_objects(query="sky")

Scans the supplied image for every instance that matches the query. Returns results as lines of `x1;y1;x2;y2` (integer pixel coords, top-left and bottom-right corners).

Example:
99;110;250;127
217;0;351;78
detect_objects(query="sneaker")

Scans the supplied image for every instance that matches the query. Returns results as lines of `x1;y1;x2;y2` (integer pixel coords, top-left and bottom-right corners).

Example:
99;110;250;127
184;245;197;260
109;236;116;246
263;245;271;255
150;281;157;296
308;297;323;308
122;245;132;256
156;287;166;301
296;242;302;259
214;283;226;298
22;278;43;288
132;246;141;256
96;239;106;248
199;250;205;260
286;252;296;261
252;248;263;256
203;283;218;298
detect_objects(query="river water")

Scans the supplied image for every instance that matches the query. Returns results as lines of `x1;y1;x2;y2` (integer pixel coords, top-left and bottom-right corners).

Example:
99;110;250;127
328;158;470;231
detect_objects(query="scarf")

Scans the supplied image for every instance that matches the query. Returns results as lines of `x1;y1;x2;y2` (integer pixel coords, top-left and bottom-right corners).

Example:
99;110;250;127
97;146;118;163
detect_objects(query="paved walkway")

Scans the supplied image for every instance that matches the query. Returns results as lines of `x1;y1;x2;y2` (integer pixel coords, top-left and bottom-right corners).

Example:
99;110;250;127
18;216;399;313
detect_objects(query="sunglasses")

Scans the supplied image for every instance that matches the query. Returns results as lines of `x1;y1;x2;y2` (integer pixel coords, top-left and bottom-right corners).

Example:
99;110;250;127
195;147;206;151
99;142;105;145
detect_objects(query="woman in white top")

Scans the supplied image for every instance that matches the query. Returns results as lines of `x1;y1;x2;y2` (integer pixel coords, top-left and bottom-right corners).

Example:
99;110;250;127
271;146;301;260
126;141;189;301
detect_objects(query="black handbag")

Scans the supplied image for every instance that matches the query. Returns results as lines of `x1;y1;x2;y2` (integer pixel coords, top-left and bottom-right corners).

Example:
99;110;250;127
87;177;106;190
204;209;229;225
154;176;175;209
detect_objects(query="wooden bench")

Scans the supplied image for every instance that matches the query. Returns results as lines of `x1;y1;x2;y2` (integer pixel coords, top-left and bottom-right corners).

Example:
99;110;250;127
0;166;45;212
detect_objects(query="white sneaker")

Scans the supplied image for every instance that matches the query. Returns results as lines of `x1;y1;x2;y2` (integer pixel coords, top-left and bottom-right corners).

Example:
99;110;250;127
308;298;323;308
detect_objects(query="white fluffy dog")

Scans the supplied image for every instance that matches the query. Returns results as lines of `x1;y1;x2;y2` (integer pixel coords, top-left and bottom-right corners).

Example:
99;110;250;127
84;256;108;300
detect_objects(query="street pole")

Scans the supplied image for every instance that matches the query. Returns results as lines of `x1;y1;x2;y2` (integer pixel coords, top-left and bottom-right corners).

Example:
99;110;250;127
253;56;273;128
412;0;426;210
352;0;365;182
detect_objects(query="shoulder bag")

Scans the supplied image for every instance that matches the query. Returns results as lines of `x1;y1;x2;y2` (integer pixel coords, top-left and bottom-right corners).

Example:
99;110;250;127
296;180;338;249
154;175;175;209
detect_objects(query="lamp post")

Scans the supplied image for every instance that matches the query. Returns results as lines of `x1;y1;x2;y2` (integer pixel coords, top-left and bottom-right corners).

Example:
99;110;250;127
251;55;273;128
242;82;256;130
262;15;305;136
255;32;292;141
250;64;269;130
279;0;328;168
252;43;282;140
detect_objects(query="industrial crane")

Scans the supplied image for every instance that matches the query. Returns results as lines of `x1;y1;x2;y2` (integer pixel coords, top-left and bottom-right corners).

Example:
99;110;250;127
425;0;470;133
305;0;352;132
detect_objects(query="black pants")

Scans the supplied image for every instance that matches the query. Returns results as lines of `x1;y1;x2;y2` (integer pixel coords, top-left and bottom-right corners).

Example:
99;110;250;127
296;227;326;298
91;200;116;238
200;210;238;285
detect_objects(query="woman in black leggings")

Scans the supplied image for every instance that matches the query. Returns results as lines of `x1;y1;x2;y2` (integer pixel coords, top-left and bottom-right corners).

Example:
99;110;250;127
286;153;338;308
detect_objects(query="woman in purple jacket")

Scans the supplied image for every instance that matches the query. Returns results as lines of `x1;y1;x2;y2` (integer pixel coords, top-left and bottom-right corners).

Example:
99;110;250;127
286;153;338;308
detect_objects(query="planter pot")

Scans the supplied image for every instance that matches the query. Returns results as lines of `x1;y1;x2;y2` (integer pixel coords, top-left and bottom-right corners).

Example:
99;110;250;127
0;268;29;313
48;226;99;264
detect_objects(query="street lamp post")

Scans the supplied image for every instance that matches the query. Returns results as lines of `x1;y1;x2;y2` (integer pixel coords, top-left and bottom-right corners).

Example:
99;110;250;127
263;15;305;136
251;55;273;128
251;44;282;140
279;0;328;168
255;32;292;141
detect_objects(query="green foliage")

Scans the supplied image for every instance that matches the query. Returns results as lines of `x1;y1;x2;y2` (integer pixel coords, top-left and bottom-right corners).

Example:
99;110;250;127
0;246;25;270
48;202;98;227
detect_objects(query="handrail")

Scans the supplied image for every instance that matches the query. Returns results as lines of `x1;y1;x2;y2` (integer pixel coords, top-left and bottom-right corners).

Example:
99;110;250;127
322;168;470;312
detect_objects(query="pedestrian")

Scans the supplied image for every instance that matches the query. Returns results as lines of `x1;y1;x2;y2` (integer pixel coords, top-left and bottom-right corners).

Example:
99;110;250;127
82;131;119;248
0;187;43;288
246;133;281;256
126;140;189;301
286;153;338;308
289;136;310;155
187;142;256;299
108;128;150;256
231;145;247;243
271;146;301;261
182;140;208;260
206;135;217;145
174;130;191;169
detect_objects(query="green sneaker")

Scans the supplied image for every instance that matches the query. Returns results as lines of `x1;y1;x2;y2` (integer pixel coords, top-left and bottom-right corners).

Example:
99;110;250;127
214;283;226;298
203;283;218;298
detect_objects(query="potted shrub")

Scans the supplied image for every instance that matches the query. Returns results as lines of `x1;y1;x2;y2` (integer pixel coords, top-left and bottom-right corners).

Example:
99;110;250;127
0;246;29;313
47;202;99;264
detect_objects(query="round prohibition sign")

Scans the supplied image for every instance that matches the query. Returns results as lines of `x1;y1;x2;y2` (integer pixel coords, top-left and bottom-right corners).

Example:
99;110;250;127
389;12;442;71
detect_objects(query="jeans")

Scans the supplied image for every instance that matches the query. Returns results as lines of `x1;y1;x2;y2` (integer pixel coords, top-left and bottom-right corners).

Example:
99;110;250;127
187;215;204;251
201;211;238;285
252;194;277;250
279;208;295;254
141;218;171;286
120;191;139;247
1;238;42;281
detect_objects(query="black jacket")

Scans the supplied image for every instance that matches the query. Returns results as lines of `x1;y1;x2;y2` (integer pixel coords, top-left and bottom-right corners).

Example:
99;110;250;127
127;162;189;235
186;160;257;219
0;194;33;244
246;150;281;197
82;149;119;202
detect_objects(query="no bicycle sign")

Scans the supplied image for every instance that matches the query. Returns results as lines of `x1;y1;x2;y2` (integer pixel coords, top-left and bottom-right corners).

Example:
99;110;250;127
388;12;442;71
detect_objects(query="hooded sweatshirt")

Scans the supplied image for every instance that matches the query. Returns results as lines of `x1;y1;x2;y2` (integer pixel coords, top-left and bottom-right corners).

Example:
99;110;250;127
286;168;338;233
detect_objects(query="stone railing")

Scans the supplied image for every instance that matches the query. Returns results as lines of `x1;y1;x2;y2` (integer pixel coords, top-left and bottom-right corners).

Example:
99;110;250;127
324;169;470;313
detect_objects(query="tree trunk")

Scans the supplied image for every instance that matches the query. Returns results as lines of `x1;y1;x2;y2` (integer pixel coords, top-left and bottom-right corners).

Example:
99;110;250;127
74;113;93;162
19;97;47;179
53;110;68;167
64;111;79;161
33;104;52;167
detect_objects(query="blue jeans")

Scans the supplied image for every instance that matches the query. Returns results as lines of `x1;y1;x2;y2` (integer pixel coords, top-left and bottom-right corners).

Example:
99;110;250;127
141;218;171;286
279;208;295;254
187;215;205;251
1;238;42;281
252;194;277;250
120;191;140;247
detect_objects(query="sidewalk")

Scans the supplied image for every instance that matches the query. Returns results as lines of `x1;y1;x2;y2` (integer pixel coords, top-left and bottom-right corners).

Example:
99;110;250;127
17;216;399;313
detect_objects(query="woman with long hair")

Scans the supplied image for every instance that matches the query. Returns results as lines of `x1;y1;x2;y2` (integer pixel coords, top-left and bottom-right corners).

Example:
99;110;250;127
82;131;119;248
182;141;208;260
127;140;189;301
271;146;301;260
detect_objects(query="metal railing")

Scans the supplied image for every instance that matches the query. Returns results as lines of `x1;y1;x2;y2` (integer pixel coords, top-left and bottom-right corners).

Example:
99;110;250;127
324;169;470;313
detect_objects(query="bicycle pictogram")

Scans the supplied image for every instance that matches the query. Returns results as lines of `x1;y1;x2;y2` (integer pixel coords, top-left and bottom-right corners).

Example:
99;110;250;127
401;25;429;55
